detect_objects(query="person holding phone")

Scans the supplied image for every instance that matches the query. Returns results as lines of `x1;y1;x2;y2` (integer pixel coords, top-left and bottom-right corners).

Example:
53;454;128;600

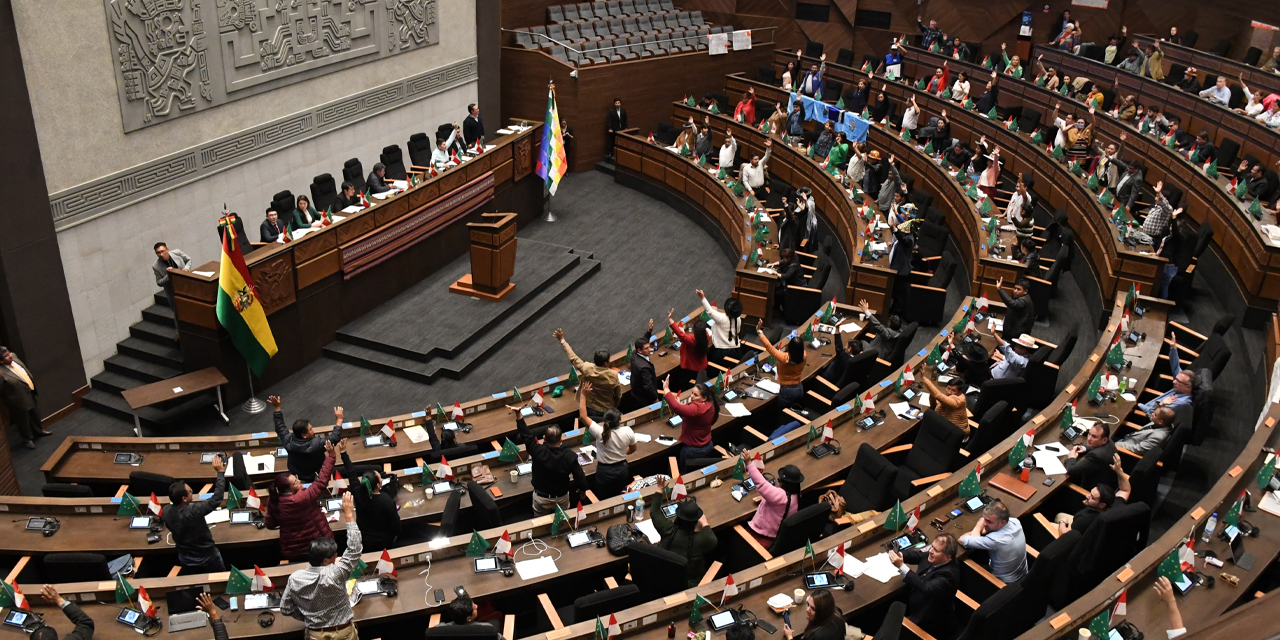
650;478;718;588
280;493;362;639
888;534;960;638
196;593;229;640
163;452;229;572
32;586;94;640
781;589;846;640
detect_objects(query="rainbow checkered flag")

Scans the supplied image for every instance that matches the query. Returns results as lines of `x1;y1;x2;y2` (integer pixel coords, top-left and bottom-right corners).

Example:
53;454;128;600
535;81;569;196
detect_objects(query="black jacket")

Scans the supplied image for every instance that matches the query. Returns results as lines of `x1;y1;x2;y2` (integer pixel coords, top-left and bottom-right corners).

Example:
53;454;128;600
630;353;658;406
260;219;285;243
273;410;344;482
822;332;852;382
889;228;915;275
1065;440;1118;490
335;193;362;210
607;107;628;132
162;472;227;566
998;289;1035;340
342;453;402;550
463;115;485;147
515;417;586;498
901;549;960;638
976;86;999;116
366;170;392;195
796;615;846;640
56;602;95;640
779;260;806;286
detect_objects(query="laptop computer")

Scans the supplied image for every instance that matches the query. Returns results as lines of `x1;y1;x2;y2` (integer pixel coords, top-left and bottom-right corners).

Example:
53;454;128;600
165;587;208;632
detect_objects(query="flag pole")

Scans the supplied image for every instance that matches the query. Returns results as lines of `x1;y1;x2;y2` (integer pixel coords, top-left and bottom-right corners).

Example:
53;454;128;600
542;183;558;223
242;361;267;414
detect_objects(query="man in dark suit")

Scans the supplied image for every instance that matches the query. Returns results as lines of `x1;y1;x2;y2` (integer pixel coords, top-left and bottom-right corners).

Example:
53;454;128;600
366;163;392;195
1065;423;1118;490
624;323;658;412
35;585;95;640
890;533;960;639
260;209;285;243
335;182;362;210
606;98;627;159
462;104;485;148
996;276;1035;340
888;222;916;315
216;212;248;246
1185;130;1215;164
0;346;49;449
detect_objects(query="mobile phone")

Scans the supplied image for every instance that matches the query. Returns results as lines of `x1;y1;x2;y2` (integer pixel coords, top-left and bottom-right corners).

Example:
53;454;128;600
782;610;791;628
1043;478;1055;487
434;589;447;605
949;509;963;518
3;611;28;628
214;597;230;610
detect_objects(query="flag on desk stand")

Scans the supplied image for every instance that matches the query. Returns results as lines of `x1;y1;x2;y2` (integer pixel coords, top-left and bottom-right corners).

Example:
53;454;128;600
137;586;157;618
216;223;278;377
148;492;163;517
0;581;28;610
1112;589;1127;618
376;550;398;577
535;80;569;196
252;565;273;591
720;574;738;605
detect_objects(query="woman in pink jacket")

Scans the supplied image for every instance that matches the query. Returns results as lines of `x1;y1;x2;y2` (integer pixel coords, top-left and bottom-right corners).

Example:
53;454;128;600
743;457;804;548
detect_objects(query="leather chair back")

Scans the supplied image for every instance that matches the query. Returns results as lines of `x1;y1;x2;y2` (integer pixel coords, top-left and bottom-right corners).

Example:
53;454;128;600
42;483;93;498
839;443;899;513
1027;529;1081;612
466;481;503;530
43;553;111;584
128;471;176;498
572;585;642;625
974;377;1028;419
804;41;824;58
1128;447;1162;508
966;401;1013;458
310;173;337;213
874;602;905;640
440;489;463;537
407;132;434;167
956;583;1024;640
894;410;966;499
379;145;407;180
768;502;831;555
342;159;364;190
835;48;854;67
626;541;689;600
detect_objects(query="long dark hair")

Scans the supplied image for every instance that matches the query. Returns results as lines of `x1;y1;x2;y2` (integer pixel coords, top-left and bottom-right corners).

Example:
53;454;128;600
691;383;719;419
690;320;710;358
786;337;806;365
724;298;743;345
600;409;621;444
807;589;838;632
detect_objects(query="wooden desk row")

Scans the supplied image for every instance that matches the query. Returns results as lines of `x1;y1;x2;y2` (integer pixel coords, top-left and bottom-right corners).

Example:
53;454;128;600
164;121;542;399
1129;35;1280;105
775;50;1164;301
12;303;976;639
520;292;1166;640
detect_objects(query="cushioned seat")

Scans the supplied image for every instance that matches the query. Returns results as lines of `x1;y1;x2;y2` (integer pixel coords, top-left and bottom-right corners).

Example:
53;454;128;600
407;132;433;168
309;173;337;213
839;443;899;513
379;144;407;180
342;159;364;191
626;541;688;600
891;410;965;499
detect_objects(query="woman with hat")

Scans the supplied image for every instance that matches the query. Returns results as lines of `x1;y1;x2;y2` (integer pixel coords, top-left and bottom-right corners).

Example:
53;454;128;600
743;456;804;548
651;480;718;587
697;289;744;366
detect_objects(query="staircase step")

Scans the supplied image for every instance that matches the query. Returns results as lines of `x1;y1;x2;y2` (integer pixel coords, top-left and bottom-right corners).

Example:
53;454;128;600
129;320;179;347
104;354;182;383
117;337;184;368
153;292;170;308
81;388;216;432
90;371;147;395
594;160;616;176
141;304;175;326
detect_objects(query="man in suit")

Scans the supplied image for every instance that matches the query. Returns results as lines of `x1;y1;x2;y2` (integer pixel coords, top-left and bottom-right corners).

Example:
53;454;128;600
462;104;485;148
624;323;658;412
995;276;1035;340
366;163;392;195
260;208;285;243
1184;130;1215;163
1116;406;1175;455
335;182;363;210
153;243;193;335
888;221;916;315
1066;423;1118;490
34;585;95;640
216;212;248;246
606;98;627;160
890;533;960;639
1113;161;1145;211
0;346;48;449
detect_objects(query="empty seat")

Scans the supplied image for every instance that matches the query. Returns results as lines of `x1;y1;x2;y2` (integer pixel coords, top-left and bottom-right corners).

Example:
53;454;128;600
566;45;589;66
1183;31;1199;47
563;4;582;22
839;443;899;513
1211;39;1230;57
660;0;674;11
694;28;709;50
582;41;608;64
342;158;364;189
619;0;638;15
564;23;584;42
514;30;537;50
891;410;966;499
309;173;337;213
43;553;111;584
836;48;854;67
379;144;407;180
805;41;824;58
668;32;694;54
547;24;566;44
612;38;638;60
606;0;623;17
43;483;93;498
643;34;665;55
592;2;609;20
647;0;665;14
628;36;651;58
678;11;693;29
636;16;657;34
407;132;433;168
602;38;629;61
577;3;596;21
548;5;567;23
690;11;705;26
549;45;571;65
608;19;626;37
622;17;639;33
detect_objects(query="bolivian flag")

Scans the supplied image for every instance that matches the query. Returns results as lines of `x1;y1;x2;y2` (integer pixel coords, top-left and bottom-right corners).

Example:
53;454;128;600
216;230;278;376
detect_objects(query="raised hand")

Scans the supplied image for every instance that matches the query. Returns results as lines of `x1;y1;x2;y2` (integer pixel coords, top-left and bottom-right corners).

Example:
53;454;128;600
268;395;282;411
553;328;565;341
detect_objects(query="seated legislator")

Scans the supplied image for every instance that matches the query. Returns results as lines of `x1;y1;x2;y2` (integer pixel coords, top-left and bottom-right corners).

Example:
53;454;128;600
433;123;463;167
291;194;323;231
742;457;803;548
1137;333;1194;415
1057;459;1131;535
990;332;1035;381
439;593;508;640
32;586;95;640
335;182;363;210
260;208;285;243
919;368;969;436
366;162;393;195
269;396;345;483
649;483;718;587
781;589;847;640
1066;423;1118;491
959;500;1028;582
889;533;961;639
1116;406;1176;455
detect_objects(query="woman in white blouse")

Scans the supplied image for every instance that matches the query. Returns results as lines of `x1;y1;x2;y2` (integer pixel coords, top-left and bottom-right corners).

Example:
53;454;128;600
578;382;636;498
1236;76;1265;117
1258;102;1280;128
951;71;971;103
845;142;867;185
696;289;744;364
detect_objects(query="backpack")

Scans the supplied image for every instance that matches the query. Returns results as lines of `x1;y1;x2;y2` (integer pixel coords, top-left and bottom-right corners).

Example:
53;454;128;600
606;524;643;556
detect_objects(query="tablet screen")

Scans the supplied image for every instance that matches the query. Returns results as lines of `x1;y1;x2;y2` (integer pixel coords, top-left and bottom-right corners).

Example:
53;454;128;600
433;481;452;494
25;518;48;530
517;462;533;476
231;511;252;524
325;499;343;511
364;436;384;447
244;594;270;610
965;497;984;511
5;611;28;626
805;573;831;587
130;516;152;529
474;557;498;572
568;531;593;547
118;610;141;624
662;504;678;518
708;611;737;631
115;453;135;464
201;453;216;464
355;580;382;595
1173;571;1193;592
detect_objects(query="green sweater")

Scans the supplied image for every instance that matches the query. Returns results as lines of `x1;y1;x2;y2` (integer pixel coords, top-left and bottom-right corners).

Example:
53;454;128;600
826;143;851;168
650;495;719;587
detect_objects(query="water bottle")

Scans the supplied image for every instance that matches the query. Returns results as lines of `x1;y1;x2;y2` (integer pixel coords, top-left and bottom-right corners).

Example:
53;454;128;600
635;495;646;521
1118;376;1128;395
1201;512;1218;543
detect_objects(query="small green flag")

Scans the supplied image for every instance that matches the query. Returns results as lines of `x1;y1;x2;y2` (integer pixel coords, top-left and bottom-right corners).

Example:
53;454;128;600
0;582;21;609
360;415;372;437
958;466;981;497
349;557;368;580
886;70;896;82
982;55;993;69
1205;159;1218;177
115;574;138;604
699;154;708;168
1088;373;1103;403
1188;148;1199;164
940;87;952;100
883;500;906;530
924;140;934;155
1035;74;1047;87
1052;144;1065;160
435;403;447;422
228;484;244;509
717;165;727;180
1106;341;1125;367
1250;198;1264;219
963;97;975;110
1235;178;1250;199
915;77;927;91
1156;548;1183;581
900;127;911;142
1007;118;1018;133
569;367;579;386
926;344;942;366
679;141;691;157
552;504;571;535
805;540;815;558
226;566;253;595
736;111;744;123
1140;118;1151;134
1087;609;1111;639
1224;491;1245;527
861;107;870;120
806;423;820;447
952;308;971;334
690;594;710;624
686;95;696;107
596;617;607;640
930;42;940;53
466;530;491;556
582;425;594;445
1031;128;1043;144
732;457;747;481
1125;282;1136;309
1059;83;1070;96
1087;172;1099;191
802;323;814;341
710;102;721;115
1099;189;1114;206
820;300;835;323
1258;453;1277;489
117;492;142;516
807;144;816;158
662;326;674;346
732;180;745;196
979;196;993;215
861;61;872;73
745;193;757;208
1060;405;1074;431
987;106;998;120
1071;160;1084;177
760;120;770;134
499;438;521;463
814;89;821;101
1008;435;1027;469
1165;133;1178;149
746;244;759;264
835;96;845;109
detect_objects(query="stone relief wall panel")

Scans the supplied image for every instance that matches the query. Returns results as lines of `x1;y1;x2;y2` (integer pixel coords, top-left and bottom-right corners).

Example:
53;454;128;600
105;0;438;132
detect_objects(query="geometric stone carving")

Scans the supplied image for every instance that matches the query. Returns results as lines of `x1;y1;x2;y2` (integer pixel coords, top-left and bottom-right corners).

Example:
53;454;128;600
105;0;438;132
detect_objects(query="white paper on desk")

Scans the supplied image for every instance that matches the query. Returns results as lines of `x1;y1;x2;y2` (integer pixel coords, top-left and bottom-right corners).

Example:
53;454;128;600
1035;442;1070;456
871;242;888;252
757;267;777;275
756;379;781;394
372;192;392;200
204;509;231;525
391;180;409;190
918;392;931;407
654;435;678;446
228;453;275;476
1033;451;1069;476
888;402;913;418
403;426;429;444
725;403;751;417
839;323;862;334
172;387;184;393
861;553;900;583
192;271;215;278
634;518;662;543
634;433;653;443
617;371;632;386
1121;393;1137;402
840;555;867;579
496;128;515;135
342;205;364;214
1258;491;1280;517
330;215;346;224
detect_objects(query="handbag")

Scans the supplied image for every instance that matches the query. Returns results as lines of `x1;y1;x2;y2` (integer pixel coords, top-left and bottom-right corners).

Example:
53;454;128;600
820;490;846;522
606;524;642;556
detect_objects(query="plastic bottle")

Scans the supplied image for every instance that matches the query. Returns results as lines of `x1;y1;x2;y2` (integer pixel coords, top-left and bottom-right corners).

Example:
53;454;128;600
635;495;646;521
1201;512;1218;543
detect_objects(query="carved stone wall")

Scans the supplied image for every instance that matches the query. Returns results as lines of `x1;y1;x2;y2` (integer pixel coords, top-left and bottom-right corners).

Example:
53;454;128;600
105;0;439;132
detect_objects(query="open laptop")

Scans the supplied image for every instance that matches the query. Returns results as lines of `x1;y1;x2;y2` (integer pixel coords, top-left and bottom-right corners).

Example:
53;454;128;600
165;587;208;632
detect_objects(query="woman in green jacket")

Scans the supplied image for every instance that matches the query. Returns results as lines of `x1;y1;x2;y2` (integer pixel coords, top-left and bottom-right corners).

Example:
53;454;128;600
291;194;322;231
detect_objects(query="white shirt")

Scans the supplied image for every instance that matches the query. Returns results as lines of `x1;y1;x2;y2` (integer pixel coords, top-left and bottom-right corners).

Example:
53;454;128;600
846;152;865;183
431;129;458;166
1199;84;1231;105
588;421;635;465
1258;109;1280;128
902;106;919;130
719;139;738;169
700;295;742;349
951;79;970;101
740;148;771;189
1053;116;1070;149
1006;191;1030;224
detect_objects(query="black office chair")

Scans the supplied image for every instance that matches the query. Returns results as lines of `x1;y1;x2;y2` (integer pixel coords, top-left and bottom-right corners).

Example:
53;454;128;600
956;583;1023;640
873;602;905;640
1182;31;1199;48
1187;334;1231;380
43;553;111;584
626;541;689;600
965;401;1013;458
756;66;776;84
551;585;643;627
1126;447;1162;508
423;444;481;464
835;48;854;68
784;284;824;324
1189;371;1215;446
127;471;176;498
912;220;949;266
1211;39;1230;57
439;489;463;537
379;145;408;180
466;481;503;531
1216;138;1241;172
804;41;823;59
1021;346;1055;410
1244;47;1264;67
42;483;93;498
1165;63;1188;86
886;322;918;369
1018;109;1042;137
1021;529;1081;615
309;173;338;213
270;190;295;219
838;443;899;513
227;452;251;490
825;81;844;103
1061;502;1150;604
1079;43;1104;62
342;158;364;191
906;254;954;327
407;132;435;169
768;503;831;555
1159;406;1194;472
891;410;966;500
970;377;1028;422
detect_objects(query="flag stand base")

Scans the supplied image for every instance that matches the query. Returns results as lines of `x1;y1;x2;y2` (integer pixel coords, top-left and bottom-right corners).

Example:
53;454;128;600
541;208;557;223
242;362;267;414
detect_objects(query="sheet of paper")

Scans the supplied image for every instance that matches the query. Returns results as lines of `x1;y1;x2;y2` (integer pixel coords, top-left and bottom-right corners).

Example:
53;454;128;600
860;553;900;583
372;192;392;200
839;322;862;334
634;518;662;543
617;371;632;386
402;426;428;444
756;379;781;394
342;205;364;214
515;556;560;580
888;402;913;418
1033;451;1069;476
917;392;931;407
1258;491;1280;517
725;403;751;417
633;433;653;443
1120;393;1137;402
172;387;184;394
870;242;888;252
840;555;867;579
496;128;515;135
391;180;409;190
655;436;678;447
192;271;215;278
1035;442;1070;456
204;509;230;525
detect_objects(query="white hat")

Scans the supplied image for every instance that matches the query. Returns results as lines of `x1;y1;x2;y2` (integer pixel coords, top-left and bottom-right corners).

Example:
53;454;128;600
1012;334;1036;349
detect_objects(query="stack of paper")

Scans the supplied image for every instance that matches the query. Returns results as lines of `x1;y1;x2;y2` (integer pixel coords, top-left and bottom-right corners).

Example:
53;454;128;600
516;556;559;580
634;519;662;543
204;509;231;525
861;553;900;583
839;323;862;334
402;426;429;444
725;403;751;417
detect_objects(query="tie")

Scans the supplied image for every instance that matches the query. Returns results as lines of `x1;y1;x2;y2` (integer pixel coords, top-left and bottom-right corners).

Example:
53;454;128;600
9;363;33;390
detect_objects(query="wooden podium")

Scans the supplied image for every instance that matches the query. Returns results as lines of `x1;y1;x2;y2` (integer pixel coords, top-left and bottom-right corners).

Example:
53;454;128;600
449;212;518;301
